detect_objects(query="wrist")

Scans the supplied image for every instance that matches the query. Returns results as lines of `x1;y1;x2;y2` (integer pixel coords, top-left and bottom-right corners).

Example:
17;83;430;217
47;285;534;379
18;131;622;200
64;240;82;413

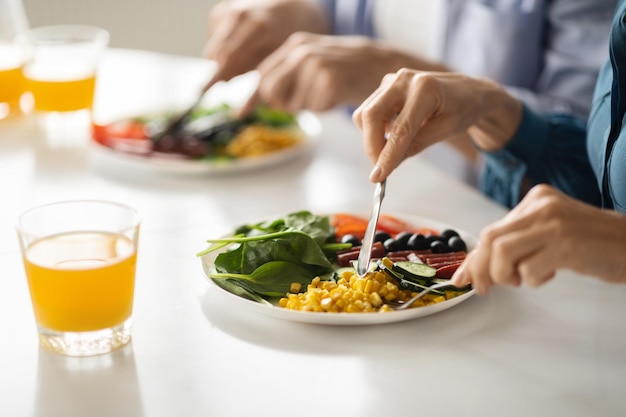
469;80;523;151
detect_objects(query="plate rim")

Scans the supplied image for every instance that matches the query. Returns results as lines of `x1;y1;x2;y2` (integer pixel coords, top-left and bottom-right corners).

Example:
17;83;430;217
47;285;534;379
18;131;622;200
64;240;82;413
200;212;477;326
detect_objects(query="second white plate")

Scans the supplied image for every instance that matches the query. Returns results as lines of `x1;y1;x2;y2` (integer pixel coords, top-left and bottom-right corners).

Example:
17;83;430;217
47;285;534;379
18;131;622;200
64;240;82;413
91;111;321;175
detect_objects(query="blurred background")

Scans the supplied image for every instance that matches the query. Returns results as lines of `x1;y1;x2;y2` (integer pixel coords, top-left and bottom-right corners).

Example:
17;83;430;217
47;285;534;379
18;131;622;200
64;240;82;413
22;0;220;57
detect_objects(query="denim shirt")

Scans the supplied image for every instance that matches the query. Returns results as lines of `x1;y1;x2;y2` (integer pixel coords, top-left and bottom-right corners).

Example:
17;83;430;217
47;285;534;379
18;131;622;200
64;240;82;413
587;0;626;212
480;108;600;207
483;0;626;210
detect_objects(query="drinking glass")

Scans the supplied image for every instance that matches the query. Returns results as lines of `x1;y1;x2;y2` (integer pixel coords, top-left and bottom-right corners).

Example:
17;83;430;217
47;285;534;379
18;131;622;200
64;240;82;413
17;25;109;140
0;0;28;120
16;200;141;356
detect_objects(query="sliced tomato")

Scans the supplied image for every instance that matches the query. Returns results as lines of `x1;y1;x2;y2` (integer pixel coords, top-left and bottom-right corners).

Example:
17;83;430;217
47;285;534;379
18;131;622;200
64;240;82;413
332;213;440;240
92;120;149;143
332;213;368;240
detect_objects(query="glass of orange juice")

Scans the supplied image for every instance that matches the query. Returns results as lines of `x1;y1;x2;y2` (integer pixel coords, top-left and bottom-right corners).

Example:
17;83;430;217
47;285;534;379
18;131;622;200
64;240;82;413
0;0;29;120
16;200;141;356
17;25;109;140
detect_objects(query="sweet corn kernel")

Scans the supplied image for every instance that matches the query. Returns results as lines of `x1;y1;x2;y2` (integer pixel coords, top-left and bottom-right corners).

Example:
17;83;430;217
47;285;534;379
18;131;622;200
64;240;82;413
278;269;456;313
364;279;374;294
381;257;394;269
225;125;302;158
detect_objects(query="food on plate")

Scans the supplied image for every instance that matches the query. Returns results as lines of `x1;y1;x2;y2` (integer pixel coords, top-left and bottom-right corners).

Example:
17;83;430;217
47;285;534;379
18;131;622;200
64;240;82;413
92;104;304;160
224;124;301;157
197;211;472;313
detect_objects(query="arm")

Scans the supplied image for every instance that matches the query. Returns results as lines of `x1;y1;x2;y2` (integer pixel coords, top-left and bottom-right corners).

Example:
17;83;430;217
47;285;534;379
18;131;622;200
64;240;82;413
451;185;626;294
352;69;523;182
352;68;600;208
245;33;449;113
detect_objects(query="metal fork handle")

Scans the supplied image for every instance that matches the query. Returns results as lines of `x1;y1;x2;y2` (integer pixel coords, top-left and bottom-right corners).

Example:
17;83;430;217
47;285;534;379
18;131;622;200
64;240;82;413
356;179;387;277
395;281;452;310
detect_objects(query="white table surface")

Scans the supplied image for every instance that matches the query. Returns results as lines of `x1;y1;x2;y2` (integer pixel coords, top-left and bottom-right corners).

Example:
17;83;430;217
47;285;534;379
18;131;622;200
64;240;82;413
1;48;625;417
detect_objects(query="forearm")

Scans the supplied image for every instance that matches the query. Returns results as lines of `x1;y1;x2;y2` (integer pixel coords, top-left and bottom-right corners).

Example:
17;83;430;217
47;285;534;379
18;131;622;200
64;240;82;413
468;79;524;152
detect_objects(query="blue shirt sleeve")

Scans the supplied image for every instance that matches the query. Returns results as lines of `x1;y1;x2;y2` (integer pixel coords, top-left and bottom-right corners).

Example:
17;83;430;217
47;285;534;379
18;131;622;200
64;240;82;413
317;0;376;37
479;105;601;208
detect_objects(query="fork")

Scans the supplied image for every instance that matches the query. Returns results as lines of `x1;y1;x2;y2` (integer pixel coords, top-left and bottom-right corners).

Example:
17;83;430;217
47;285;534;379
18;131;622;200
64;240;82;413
391;281;456;310
150;88;208;147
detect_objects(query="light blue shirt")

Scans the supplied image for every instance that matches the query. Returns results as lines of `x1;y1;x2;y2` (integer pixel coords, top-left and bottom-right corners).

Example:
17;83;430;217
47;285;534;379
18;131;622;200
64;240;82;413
320;0;615;120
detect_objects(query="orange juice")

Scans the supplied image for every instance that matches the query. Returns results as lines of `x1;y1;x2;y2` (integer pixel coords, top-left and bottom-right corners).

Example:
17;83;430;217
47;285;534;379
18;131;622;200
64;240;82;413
23;230;137;332
25;74;96;112
0;66;25;105
0;43;26;118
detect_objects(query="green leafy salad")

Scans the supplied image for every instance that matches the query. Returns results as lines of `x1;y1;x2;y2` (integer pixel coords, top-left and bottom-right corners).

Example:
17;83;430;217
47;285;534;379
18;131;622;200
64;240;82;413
197;211;349;304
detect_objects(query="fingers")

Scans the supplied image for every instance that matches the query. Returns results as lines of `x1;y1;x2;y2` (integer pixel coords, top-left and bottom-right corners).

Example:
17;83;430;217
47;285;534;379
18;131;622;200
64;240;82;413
353;70;440;181
203;3;284;87
254;33;309;111
352;78;398;174
451;187;568;294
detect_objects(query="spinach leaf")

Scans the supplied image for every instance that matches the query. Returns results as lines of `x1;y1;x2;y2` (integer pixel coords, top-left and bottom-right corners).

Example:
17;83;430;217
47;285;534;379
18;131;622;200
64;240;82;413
211;278;272;305
198;212;338;301
211;229;333;274
251;105;296;127
234;210;334;246
210;261;317;297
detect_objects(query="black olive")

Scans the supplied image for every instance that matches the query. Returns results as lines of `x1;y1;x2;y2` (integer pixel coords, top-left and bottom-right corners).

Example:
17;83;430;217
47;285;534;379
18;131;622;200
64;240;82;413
441;229;460;239
448;236;467;252
407;233;429;250
341;234;360;247
426;235;445;245
374;230;392;243
384;238;399;252
430;240;452;253
394;231;412;250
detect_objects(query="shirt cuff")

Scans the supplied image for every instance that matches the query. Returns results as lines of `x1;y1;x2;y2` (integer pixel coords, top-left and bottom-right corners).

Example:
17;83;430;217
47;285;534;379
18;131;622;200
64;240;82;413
505;104;550;175
478;105;548;207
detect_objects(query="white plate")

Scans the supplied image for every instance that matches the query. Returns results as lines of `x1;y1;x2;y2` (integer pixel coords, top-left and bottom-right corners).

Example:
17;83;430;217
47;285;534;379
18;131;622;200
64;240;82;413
90;111;321;175
200;213;477;326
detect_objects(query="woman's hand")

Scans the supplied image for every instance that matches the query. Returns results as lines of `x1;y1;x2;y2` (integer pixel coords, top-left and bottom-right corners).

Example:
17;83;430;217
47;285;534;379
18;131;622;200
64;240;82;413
352;68;523;182
243;32;446;113
203;0;328;90
451;185;626;294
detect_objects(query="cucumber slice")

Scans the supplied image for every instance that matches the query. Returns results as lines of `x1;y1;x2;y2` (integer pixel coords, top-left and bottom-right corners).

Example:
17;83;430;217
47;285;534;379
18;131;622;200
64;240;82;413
393;261;436;280
376;259;404;280
376;259;444;294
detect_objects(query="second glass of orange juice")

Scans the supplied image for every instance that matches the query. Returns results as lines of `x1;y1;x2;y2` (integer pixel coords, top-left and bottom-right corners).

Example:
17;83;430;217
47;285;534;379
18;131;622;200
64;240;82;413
16;200;141;356
18;25;109;139
0;0;29;119
0;47;25;118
